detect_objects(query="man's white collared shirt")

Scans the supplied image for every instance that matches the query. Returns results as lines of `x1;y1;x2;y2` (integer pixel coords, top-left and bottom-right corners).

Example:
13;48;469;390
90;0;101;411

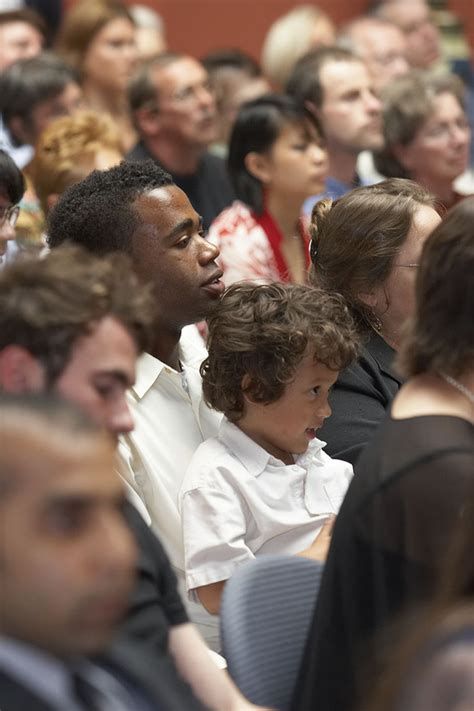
118;326;222;571
180;418;353;594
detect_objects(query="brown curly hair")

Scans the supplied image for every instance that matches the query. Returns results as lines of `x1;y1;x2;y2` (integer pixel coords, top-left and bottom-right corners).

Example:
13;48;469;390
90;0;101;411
201;281;360;422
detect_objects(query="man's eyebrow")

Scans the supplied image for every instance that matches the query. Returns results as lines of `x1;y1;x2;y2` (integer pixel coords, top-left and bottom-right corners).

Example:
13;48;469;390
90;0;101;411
93;371;134;387
164;216;203;242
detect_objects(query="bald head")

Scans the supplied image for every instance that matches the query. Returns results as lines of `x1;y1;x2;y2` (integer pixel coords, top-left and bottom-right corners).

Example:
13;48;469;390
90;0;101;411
338;17;409;91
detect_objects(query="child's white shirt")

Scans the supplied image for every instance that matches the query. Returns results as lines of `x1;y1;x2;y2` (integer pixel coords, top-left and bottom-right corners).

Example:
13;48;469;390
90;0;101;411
179;417;353;596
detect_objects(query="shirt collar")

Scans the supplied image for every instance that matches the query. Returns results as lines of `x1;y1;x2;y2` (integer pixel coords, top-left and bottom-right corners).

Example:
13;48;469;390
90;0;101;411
0;636;77;708
131;326;207;400
219;418;326;476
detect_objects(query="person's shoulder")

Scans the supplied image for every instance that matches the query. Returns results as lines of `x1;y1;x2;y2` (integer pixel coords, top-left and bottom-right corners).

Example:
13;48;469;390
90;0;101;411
0;669;54;711
100;640;207;711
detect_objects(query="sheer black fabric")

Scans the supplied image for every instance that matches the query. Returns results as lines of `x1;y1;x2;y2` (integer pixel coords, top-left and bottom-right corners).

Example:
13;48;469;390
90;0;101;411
291;415;474;711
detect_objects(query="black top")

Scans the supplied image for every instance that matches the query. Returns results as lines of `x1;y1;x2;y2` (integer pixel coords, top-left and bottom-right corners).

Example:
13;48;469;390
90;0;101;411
291;415;474;711
318;330;402;466
121;502;188;653
127;142;235;230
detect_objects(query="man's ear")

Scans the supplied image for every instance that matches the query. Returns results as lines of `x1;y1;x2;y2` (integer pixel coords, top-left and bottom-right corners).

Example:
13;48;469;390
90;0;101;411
134;107;161;138
241;373;256;404
8;116;32;146
46;193;60;214
244;151;271;185
0;346;46;393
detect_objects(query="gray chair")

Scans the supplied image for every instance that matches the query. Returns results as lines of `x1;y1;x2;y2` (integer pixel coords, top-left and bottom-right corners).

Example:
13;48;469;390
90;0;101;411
220;555;324;710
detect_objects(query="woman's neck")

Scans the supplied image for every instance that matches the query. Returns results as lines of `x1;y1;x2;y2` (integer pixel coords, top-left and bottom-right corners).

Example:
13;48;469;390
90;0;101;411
82;83;126;117
265;190;303;241
392;372;474;424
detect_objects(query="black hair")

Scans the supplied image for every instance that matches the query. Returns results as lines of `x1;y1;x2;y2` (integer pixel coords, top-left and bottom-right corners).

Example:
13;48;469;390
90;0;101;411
0;52;79;146
47;159;174;254
228;93;322;214
0;150;25;204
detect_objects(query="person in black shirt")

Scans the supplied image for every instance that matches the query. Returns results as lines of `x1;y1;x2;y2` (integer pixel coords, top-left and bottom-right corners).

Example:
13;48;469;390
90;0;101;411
292;197;474;711
127;53;235;229
310;178;441;465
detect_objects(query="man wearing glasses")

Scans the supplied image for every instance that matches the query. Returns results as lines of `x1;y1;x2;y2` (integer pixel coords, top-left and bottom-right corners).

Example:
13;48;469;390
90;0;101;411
127;53;234;229
0;149;24;263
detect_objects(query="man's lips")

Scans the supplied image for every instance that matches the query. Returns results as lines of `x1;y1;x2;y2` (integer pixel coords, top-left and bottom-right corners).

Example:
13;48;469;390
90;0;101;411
201;270;225;295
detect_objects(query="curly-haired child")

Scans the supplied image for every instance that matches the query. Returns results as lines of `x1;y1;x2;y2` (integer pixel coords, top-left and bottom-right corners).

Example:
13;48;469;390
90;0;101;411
179;281;360;615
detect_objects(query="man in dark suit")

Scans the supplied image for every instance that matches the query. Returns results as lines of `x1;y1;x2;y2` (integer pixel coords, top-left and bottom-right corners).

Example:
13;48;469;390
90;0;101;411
0;393;207;711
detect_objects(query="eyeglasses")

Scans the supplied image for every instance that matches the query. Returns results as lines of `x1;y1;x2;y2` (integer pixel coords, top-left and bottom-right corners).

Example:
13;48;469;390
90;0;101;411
0;204;20;228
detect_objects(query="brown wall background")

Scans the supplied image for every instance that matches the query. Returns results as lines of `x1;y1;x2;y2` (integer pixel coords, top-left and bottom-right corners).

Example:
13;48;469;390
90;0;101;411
66;0;473;64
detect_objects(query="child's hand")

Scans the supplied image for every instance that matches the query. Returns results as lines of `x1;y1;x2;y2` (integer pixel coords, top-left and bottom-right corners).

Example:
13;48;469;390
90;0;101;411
297;514;336;562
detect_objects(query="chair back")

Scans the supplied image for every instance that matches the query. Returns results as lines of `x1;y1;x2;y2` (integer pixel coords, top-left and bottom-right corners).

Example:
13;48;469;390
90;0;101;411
220;555;323;710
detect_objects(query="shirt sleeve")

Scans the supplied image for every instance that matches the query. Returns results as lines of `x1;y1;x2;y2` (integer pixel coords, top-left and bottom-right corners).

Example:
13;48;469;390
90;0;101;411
181;482;255;593
120;502;188;656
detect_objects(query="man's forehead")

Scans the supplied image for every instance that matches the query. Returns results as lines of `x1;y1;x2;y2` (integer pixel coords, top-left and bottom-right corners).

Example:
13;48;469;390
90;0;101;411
153;57;206;90
133;185;199;227
321;60;370;93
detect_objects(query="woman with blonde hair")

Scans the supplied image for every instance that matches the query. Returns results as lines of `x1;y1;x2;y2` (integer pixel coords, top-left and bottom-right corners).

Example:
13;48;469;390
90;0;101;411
56;0;138;150
261;4;335;90
32;110;123;216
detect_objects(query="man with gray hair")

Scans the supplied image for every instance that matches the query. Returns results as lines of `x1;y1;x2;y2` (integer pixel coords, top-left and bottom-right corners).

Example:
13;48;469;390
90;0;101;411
127;52;234;229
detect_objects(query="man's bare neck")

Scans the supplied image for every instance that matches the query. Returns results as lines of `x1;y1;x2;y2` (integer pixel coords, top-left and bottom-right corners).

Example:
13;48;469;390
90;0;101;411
149;324;182;371
327;147;359;185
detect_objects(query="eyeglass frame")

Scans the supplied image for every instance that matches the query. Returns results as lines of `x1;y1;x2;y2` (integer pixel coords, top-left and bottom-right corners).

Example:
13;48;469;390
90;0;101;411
393;263;420;268
0;204;20;228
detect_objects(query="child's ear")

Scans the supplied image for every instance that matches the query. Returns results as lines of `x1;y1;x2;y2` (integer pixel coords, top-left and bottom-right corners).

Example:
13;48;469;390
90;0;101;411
241;373;258;404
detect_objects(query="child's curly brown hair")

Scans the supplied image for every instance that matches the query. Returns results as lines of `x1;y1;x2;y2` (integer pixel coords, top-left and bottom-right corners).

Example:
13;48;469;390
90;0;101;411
201;281;360;421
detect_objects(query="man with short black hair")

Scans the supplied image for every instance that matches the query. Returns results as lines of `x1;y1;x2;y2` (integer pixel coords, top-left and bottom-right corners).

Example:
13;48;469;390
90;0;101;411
127;53;234;228
48;159;226;647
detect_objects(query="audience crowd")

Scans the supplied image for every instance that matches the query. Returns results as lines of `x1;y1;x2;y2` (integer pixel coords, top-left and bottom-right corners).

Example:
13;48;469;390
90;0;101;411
0;1;472;710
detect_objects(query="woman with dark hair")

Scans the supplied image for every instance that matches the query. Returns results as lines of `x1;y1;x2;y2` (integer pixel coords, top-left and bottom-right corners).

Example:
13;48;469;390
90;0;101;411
56;0;138;150
292;197;474;711
311;178;441;465
208;93;328;285
0;149;25;262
